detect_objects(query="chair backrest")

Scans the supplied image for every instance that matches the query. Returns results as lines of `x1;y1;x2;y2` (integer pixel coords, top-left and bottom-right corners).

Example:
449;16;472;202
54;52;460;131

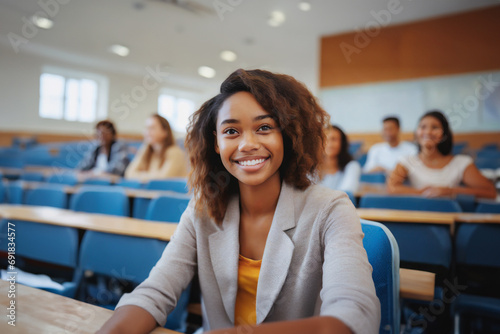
456;223;500;268
70;186;129;216
25;184;68;208
79;231;167;284
360;195;462;213
475;202;500;214
116;179;143;189
6;181;24;204
47;173;78;186
361;220;400;334
20;171;45;182
145;195;190;222
79;231;189;331
0;180;5;203
82;178;112;186
0;220;79;268
360;172;387;184
146;179;189;194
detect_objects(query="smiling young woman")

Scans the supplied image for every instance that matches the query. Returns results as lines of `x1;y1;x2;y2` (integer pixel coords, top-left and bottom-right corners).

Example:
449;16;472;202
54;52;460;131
97;69;380;334
387;110;496;199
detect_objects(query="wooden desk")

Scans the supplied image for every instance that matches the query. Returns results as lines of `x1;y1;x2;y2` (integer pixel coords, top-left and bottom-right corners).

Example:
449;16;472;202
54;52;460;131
0;167;22;176
400;268;435;301
0;281;177;333
18;181;189;200
357;208;456;225
354;182;389;197
455;213;500;224
0;205;177;241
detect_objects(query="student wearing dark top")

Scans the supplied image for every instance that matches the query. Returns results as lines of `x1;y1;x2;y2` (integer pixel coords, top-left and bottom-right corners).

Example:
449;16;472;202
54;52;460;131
78;120;130;176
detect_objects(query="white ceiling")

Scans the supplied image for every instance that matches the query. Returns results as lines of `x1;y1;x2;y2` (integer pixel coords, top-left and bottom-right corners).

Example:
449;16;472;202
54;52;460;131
1;0;499;95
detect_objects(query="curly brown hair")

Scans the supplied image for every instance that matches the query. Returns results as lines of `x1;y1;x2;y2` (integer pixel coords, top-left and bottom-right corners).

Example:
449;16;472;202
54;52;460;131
185;69;330;223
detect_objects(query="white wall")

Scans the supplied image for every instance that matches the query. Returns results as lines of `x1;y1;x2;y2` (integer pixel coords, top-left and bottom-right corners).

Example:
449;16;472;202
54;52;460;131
319;71;500;133
0;42;205;139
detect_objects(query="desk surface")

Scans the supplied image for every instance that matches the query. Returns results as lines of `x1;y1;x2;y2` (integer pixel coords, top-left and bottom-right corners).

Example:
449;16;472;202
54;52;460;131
0;280;176;333
0;205;177;241
399;268;435;301
357;208;456;225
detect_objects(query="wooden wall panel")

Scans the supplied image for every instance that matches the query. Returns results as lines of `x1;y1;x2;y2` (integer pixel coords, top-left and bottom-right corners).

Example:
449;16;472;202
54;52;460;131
320;6;500;87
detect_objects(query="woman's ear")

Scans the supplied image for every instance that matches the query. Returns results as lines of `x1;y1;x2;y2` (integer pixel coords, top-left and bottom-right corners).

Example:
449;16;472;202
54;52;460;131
214;131;220;154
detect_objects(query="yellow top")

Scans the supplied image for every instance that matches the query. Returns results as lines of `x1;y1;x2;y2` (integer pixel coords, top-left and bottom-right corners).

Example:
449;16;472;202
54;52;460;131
234;254;262;326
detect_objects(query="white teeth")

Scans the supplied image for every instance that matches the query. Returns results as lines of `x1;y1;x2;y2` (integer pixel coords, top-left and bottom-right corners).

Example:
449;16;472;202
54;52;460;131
239;159;265;166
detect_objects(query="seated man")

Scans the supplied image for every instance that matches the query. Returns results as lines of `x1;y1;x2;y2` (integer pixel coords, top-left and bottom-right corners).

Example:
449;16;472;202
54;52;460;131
363;116;417;174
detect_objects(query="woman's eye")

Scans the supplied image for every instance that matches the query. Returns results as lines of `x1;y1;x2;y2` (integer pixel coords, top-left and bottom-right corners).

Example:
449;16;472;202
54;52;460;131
259;125;272;131
223;128;238;135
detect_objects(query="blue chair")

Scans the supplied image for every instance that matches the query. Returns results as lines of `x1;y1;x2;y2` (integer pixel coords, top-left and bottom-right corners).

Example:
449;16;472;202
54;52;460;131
475;202;500;213
82;178;112;186
476;150;500;159
361;220;400;334
5;181;24;204
480;143;499;151
70;186;129;216
25;184;68;208
0;219;80;298
475;157;500;170
47;173;78;186
360;172;386;184
454;223;500;333
357;153;368;168
360;195;462;213
133;179;189;219
0;179;5;203
344;191;357;207
147;179;189;193
116;179;143;189
453;142;468;155
145;195;190;222
20;171;45;182
79;231;190;331
349;141;363;156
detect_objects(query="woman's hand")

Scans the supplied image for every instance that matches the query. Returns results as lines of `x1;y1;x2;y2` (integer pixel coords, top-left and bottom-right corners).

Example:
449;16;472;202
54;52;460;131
420;186;453;198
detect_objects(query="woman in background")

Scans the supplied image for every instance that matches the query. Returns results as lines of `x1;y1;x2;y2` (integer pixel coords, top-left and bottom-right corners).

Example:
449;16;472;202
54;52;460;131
319;125;361;194
78;120;129;176
125;114;188;181
387;110;496;199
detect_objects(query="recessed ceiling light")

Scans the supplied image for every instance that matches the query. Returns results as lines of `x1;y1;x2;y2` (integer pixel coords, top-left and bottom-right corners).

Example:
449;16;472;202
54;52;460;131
198;66;216;78
109;44;130;57
298;2;311;11
220;50;237;62
32;16;54;29
268;11;285;27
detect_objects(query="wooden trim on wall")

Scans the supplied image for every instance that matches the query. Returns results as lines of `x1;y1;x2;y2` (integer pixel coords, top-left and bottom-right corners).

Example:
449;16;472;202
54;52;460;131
320;5;500;88
0;131;143;147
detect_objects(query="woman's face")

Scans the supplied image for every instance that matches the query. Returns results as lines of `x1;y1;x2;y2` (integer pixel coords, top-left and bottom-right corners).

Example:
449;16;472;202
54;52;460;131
324;127;341;159
96;125;114;146
215;92;284;188
416;116;444;150
144;117;168;145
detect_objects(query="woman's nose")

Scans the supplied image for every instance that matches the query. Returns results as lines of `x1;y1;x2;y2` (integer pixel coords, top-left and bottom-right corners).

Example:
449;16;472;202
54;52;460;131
239;132;260;151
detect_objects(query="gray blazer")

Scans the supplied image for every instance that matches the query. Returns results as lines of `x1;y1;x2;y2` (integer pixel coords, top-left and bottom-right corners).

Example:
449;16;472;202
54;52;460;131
117;182;381;333
77;141;130;176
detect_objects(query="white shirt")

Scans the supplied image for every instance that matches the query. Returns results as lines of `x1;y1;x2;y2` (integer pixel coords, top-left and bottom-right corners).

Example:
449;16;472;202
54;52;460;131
320;160;361;193
93;152;108;173
363;141;418;172
399;154;474;189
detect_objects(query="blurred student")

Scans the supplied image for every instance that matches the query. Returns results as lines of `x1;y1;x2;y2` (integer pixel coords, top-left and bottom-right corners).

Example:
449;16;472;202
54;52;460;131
77;120;129;176
388;110;496;199
124;114;188;181
99;69;380;334
363;116;417;173
319;125;361;193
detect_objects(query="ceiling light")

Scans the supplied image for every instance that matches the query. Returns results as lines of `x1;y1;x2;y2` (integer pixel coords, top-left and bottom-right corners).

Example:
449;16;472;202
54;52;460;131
32;16;54;29
298;2;311;11
220;50;237;62
109;44;130;57
198;66;216;78
268;11;285;27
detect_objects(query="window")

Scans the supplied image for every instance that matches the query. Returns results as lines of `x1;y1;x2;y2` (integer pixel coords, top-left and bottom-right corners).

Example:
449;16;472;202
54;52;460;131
158;89;197;133
39;66;108;122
